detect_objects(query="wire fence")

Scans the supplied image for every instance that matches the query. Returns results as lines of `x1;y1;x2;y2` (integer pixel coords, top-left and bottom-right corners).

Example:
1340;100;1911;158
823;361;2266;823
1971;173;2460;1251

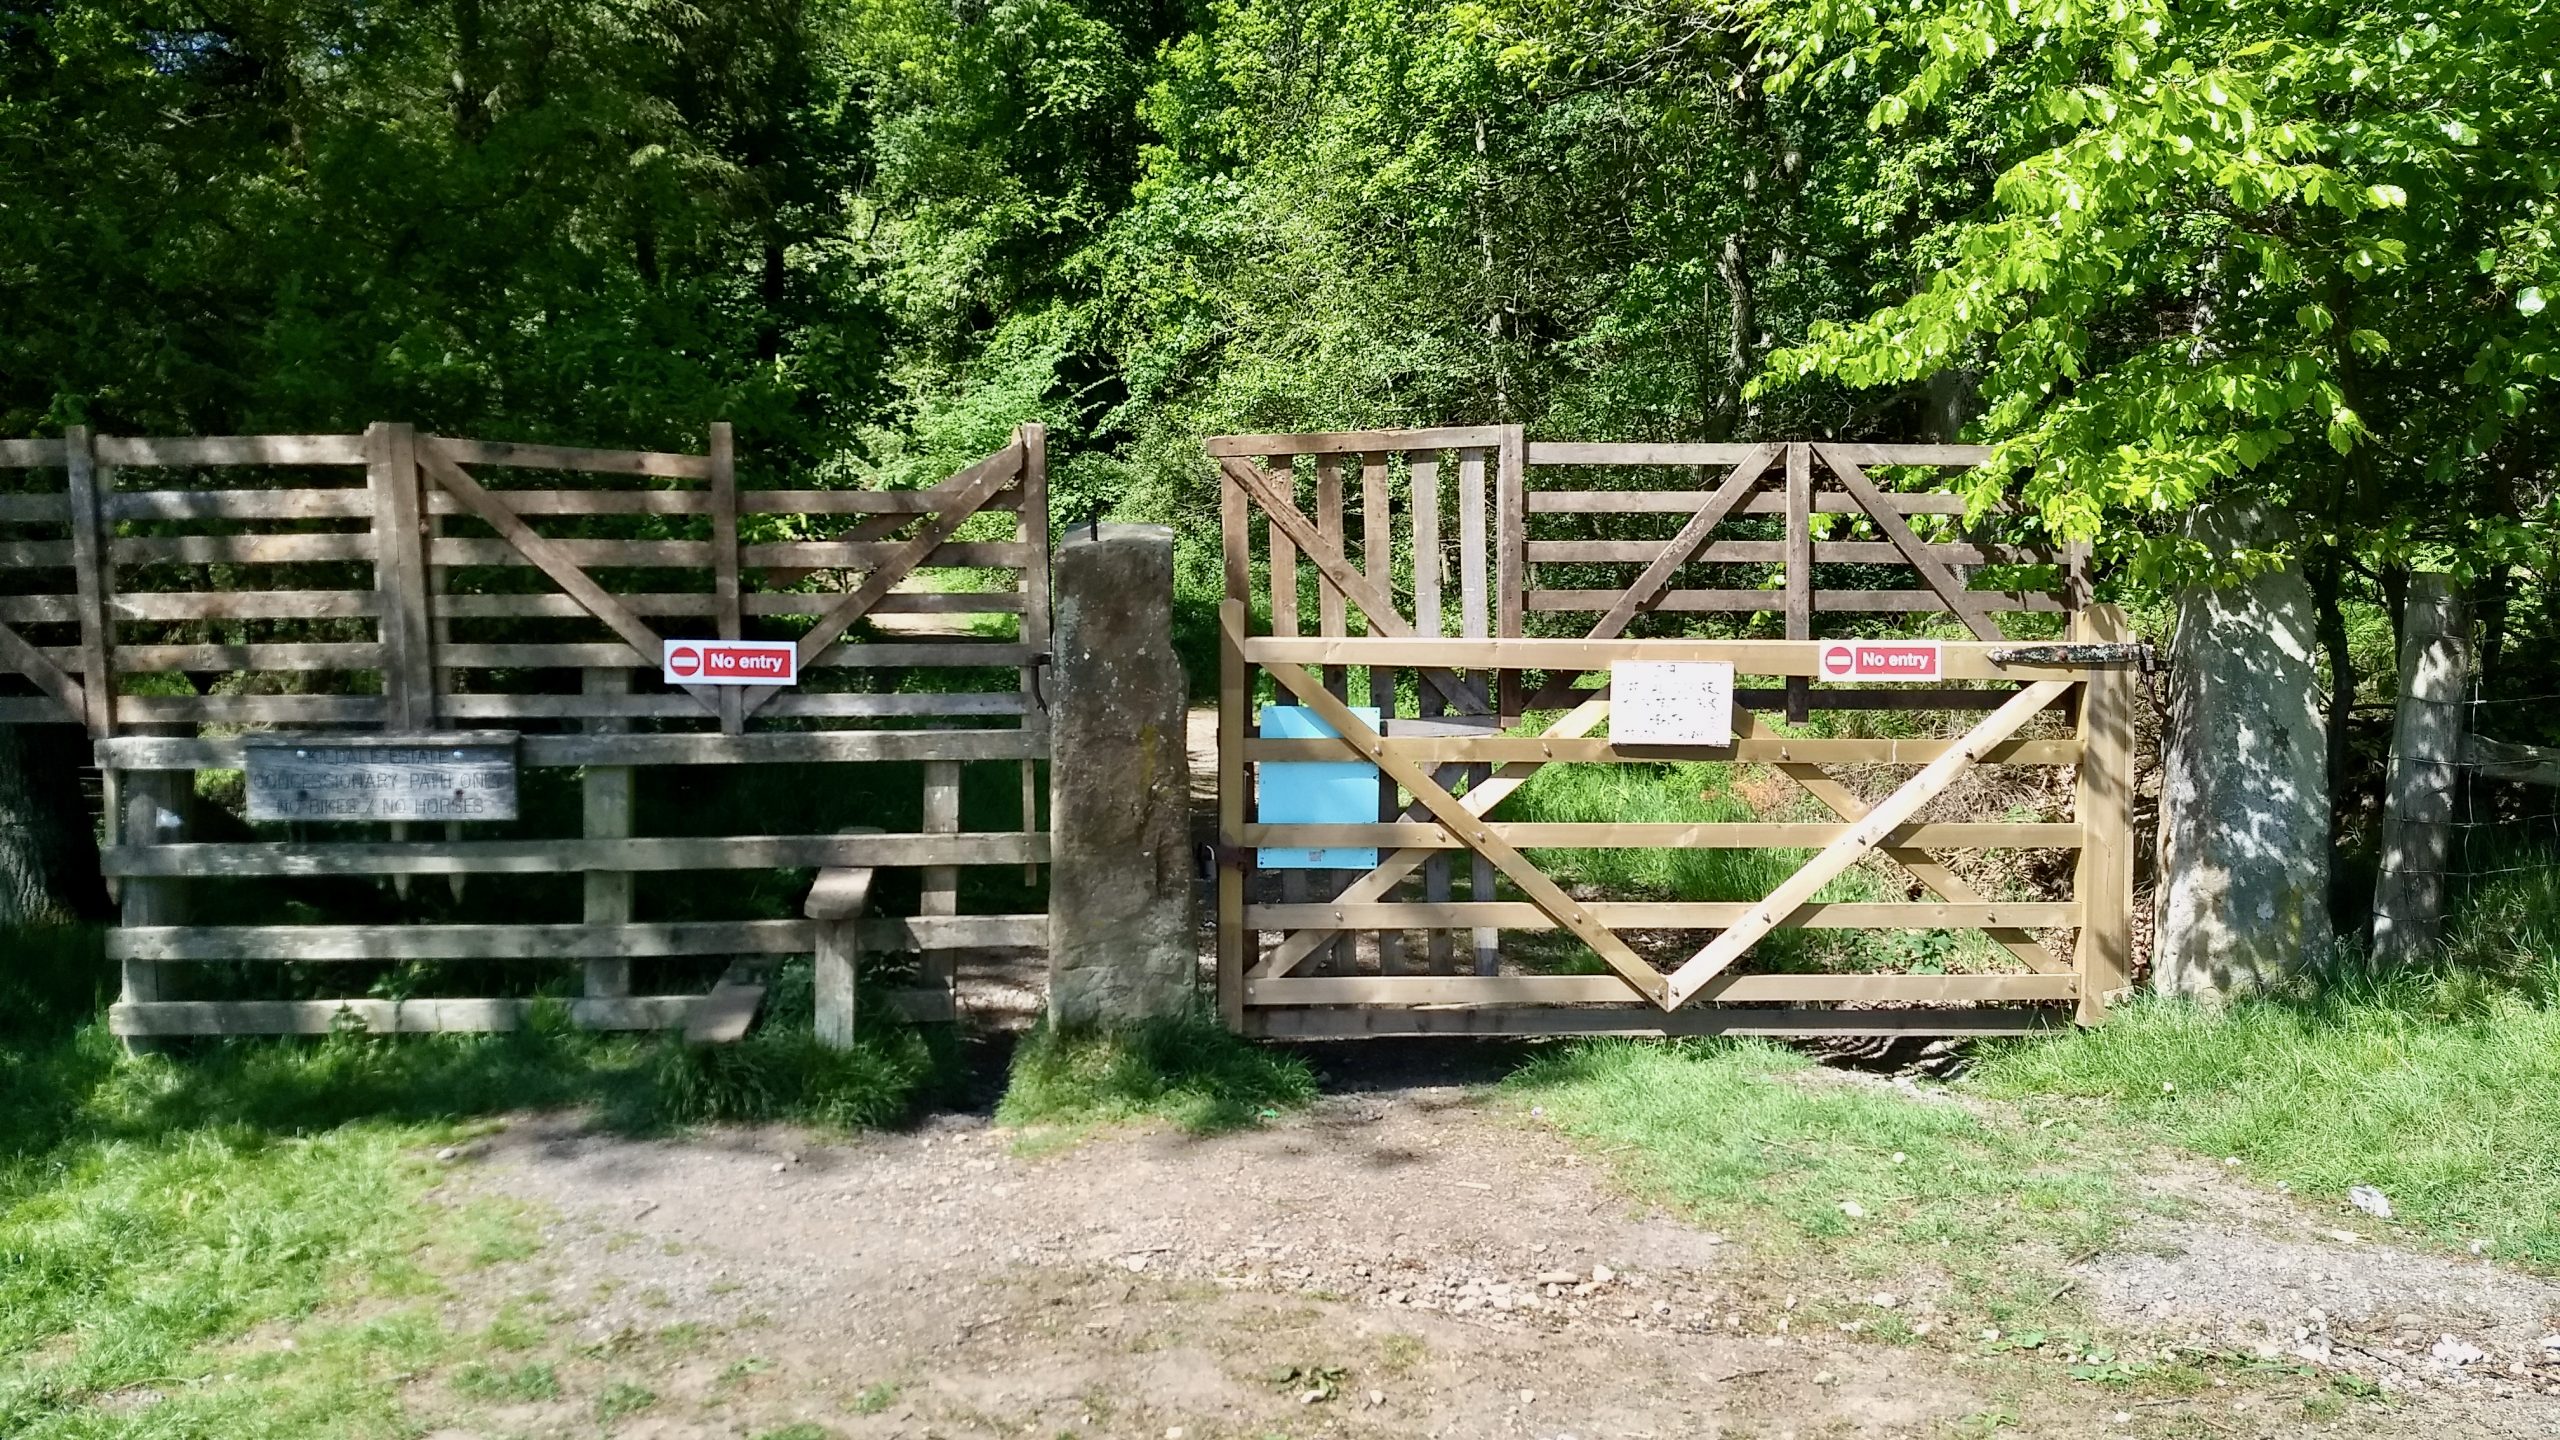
2434;687;2560;882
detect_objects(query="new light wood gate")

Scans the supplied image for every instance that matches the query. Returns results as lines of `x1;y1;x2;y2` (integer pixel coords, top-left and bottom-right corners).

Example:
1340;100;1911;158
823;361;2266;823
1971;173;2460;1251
1211;430;2139;1038
0;424;1049;1040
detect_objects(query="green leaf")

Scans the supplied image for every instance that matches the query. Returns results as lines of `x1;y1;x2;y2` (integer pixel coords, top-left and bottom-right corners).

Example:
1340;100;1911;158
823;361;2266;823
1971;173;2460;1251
2521;288;2548;317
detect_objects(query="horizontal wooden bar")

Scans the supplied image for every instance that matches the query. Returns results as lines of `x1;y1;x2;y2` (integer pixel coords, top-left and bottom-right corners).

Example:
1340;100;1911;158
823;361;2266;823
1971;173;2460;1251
430;589;1023;620
1244;973;2078;1005
426;490;707;517
103;831;1048;877
1526;490;1971;516
1206;427;1503;457
107;913;1043;961
0;595;77;623
98;727;1045;770
425;436;714;479
1240;636;2104;681
435;640;1034;670
741;489;1022;514
114;533;374;565
95;435;368;466
1525;588;2062;614
1819;443;1992;466
0;438;68;467
0;695;79;723
109;642;379;673
111;695;386;724
0;540;73;566
1245;734;2080;766
111;489;372;521
438;690;1028;721
1244;900;2082;929
111;996;701;1035
1239;821;2083;849
1524;443;1776;466
1525;540;2050;565
431;537;711;567
0;494;69;520
739;541;1037;568
1242;1006;2058;1040
109;590;379;621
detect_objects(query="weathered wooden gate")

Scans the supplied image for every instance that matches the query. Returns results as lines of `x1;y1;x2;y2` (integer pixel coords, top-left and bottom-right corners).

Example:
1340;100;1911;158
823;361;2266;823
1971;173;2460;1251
0;424;1049;1040
1211;429;2139;1038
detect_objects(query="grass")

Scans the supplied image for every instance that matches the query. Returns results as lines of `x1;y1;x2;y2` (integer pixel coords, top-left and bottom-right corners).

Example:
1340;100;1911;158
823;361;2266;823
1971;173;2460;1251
1975;965;2560;1267
1504;1039;2129;1326
996;1012;1317;1137
0;926;956;1439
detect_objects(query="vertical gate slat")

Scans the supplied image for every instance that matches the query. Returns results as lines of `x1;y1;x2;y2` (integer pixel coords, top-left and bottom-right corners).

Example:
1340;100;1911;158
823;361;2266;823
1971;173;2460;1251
583;668;635;1000
62;426;113;737
923;760;961;1002
1495;424;1525;721
1363;451;1399;976
1784;442;1812;723
710;421;744;736
1017;422;1050;878
2073;604;2135;1024
1314;455;1349;974
370;423;435;732
1411;455;1453;972
1461;446;1498;976
1218;466;1253;1012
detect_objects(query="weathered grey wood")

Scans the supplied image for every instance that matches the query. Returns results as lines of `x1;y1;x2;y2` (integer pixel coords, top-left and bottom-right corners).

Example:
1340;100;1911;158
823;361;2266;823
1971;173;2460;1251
0;494;68;522
1523;539;2049;565
1818;444;2005;641
1785;440;1814;722
1523;442;1773;466
94;434;367;466
0;617;87;724
1246;1006;2053;1040
428;536;713;568
113;488;373;521
1664;678;2077;1004
919;761;962;992
0;540;73;567
107;590;381;621
1525;489;1970;516
425;490;706;517
440;690;1028;721
683;971;769;1043
61;426;113;735
737;540;1035;569
0;438;69;466
2462;734;2560;785
1524;588;2062;614
107;915;1043;960
1244;900;2081;929
111;643;381;673
98;726;1047;772
584;669;634;999
1205;426;1502;457
102;831;1048;877
115;695;385;724
423;435;714;478
1238;820;2080;848
808;825;885;1049
117;764;190;1053
1243;634;2095;680
1590;446;1779;641
707;421;745;734
1248;732;2078;765
2073;604;2138;1022
432;590;1024;620
744;441;1024;720
111;533;375;565
742;489;1023;514
2371;576;2472;962
0;597;80;624
1014;422;1049;880
1496;424;1525;719
1816;443;1992;466
244;733;517;822
438;640;1035;671
1246;973;2077;1005
110;997;702;1036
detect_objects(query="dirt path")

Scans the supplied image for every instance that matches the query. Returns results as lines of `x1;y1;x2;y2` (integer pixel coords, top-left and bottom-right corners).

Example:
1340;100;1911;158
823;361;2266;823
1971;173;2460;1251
427;1073;2560;1440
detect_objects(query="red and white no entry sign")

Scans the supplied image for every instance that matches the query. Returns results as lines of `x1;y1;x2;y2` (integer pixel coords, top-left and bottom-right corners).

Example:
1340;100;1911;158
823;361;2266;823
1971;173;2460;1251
662;639;799;687
1817;639;1942;682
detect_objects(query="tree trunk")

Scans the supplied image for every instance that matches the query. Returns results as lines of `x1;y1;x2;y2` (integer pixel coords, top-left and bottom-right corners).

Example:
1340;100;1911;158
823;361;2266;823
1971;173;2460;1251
0;725;109;928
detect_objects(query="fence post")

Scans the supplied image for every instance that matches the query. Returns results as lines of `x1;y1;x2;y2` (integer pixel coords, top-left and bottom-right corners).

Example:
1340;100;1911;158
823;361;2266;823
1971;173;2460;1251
2371;573;2471;961
1048;522;1195;1027
368;422;434;732
2073;604;2136;1023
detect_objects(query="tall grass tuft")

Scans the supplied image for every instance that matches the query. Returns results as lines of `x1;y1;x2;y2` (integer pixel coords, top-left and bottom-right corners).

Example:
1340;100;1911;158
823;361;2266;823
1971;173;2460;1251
997;1012;1316;1135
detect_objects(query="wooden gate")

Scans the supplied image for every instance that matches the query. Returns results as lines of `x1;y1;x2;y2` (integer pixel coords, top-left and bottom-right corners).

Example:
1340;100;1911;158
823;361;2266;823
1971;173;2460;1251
0;424;1049;1040
1211;430;2139;1038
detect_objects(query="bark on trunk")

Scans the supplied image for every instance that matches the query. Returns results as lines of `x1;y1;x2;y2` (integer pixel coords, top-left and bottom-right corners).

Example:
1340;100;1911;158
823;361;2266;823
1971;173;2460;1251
0;725;109;927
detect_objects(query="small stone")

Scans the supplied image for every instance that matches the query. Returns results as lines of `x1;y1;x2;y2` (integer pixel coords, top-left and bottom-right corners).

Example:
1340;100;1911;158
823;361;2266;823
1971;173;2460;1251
1813;1371;1837;1386
1518;1389;1536;1404
2433;1336;2487;1367
2224;1157;2242;1167
1540;1270;1581;1286
435;1147;461;1162
1870;1293;1899;1309
770;1161;787;1173
2326;1229;2361;1244
2161;1080;2176;1094
1367;1390;1385;1407
2349;1184;2393;1219
1591;1264;1616;1284
1165;1429;1185;1439
1891;1152;1907;1166
2113;1411;2132;1424
1838;1200;1866;1219
2470;1239;2491;1255
1299;1389;1325;1405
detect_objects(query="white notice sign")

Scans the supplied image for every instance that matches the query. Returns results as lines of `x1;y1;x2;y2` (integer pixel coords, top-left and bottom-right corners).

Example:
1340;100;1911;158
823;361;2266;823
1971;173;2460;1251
1610;662;1735;747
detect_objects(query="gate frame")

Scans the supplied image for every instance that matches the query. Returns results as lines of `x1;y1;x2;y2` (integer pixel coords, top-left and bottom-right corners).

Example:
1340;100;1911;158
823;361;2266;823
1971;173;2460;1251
0;423;1052;1042
1211;429;2136;1038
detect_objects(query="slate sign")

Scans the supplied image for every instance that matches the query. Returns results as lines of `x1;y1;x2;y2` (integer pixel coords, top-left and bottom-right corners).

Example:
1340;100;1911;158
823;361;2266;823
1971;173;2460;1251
245;733;520;822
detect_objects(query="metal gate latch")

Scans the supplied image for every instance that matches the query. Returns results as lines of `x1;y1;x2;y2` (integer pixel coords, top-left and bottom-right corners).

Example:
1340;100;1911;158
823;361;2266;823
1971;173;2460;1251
1985;641;2157;673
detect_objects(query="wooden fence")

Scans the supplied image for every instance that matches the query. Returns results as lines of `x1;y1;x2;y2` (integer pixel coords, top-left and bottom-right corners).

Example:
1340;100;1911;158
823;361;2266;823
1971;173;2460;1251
1211;429;2138;1038
0;423;1050;1041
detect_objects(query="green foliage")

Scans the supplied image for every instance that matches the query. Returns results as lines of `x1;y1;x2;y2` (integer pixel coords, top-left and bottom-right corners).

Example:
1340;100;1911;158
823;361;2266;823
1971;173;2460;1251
996;1013;1317;1135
